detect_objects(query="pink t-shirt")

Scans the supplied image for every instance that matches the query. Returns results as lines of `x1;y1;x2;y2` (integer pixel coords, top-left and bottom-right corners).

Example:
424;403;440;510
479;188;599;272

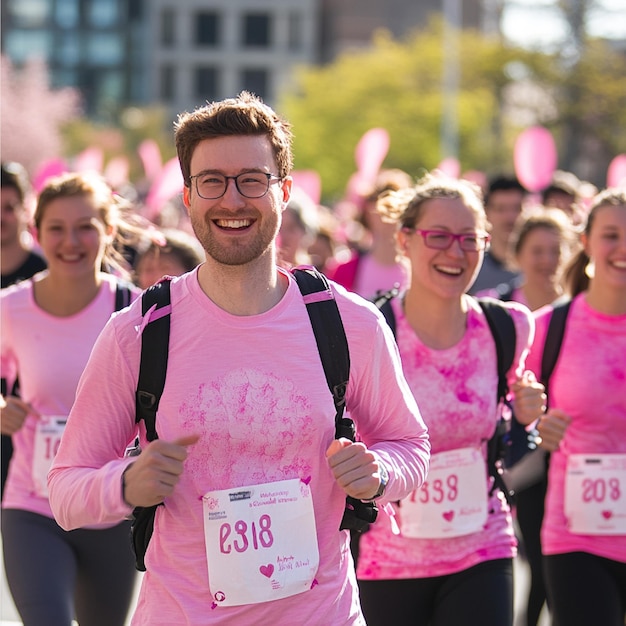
48;266;430;626
357;295;533;580
525;294;626;563
352;254;409;300
326;251;409;300
0;275;139;520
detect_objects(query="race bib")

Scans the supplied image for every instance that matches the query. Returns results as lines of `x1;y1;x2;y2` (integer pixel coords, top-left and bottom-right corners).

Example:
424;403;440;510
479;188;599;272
32;415;67;498
203;478;319;607
400;447;488;538
564;453;626;535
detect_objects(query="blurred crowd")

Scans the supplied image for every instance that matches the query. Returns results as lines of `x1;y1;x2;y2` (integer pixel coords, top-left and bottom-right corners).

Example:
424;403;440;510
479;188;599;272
1;148;624;626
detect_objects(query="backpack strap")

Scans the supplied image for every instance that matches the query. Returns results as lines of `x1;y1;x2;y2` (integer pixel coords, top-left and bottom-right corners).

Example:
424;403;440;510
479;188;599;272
372;286;400;338
291;267;350;427
540;299;572;401
114;282;133;311
476;298;517;504
292;266;377;532
476;298;516;404
135;279;172;442
129;279;172;572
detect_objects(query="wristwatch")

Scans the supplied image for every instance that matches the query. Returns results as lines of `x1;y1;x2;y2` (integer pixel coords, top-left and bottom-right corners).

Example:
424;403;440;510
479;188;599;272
364;463;389;501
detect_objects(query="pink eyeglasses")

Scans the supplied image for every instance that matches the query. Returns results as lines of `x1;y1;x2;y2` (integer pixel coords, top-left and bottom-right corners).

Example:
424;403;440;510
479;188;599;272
401;228;491;252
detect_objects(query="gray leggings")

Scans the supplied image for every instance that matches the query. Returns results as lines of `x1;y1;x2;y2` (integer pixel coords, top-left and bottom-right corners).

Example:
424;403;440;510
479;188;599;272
2;509;136;626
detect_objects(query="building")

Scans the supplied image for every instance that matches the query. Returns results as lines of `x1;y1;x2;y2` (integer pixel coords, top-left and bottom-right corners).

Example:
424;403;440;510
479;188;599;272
1;0;482;118
1;0;144;117
147;0;317;116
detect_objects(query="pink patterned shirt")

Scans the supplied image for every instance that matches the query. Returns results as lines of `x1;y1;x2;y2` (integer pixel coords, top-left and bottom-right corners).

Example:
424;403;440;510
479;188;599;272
357;295;533;579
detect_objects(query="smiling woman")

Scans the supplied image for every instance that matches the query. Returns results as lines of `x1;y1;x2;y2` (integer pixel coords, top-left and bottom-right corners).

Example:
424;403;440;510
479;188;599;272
0;171;143;626
356;172;546;626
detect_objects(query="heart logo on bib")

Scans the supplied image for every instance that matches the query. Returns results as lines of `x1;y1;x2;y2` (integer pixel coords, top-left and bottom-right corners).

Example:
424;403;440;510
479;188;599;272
442;511;455;522
601;510;613;520
259;564;274;578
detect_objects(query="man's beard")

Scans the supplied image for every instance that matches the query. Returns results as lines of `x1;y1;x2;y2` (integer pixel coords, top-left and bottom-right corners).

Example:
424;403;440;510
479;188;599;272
190;213;279;266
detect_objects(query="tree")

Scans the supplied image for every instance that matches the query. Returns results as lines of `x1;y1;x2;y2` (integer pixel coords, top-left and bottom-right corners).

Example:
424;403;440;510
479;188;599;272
0;56;81;177
279;17;625;202
549;0;626;182
279;20;550;202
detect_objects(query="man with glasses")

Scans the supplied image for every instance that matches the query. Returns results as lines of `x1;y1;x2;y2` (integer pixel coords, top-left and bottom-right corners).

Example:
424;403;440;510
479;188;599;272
48;92;430;625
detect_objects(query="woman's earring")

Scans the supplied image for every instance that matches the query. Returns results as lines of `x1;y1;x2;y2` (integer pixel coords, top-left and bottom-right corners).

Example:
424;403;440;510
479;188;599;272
585;259;595;279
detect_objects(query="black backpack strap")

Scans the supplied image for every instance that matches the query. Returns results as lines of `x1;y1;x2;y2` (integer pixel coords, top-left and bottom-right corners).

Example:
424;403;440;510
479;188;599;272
292;267;377;532
114;282;133;311
135;279;172;442
476;298;516;404
129;278;172;572
292;268;350;427
477;298;517;503
372;286;400;338
540;299;572;401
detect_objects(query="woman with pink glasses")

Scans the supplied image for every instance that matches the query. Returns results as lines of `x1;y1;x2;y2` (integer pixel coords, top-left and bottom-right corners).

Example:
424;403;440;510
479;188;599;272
356;173;546;626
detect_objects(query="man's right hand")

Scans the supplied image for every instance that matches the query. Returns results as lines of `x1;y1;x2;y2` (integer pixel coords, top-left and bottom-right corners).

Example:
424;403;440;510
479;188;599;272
123;434;199;508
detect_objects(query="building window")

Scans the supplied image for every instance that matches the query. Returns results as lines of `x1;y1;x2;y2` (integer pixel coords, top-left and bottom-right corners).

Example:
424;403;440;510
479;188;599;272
161;8;175;46
241;69;269;101
86;33;124;65
52;68;78;89
3;31;52;63
7;0;50;27
86;0;119;28
57;33;81;65
242;13;271;47
196;11;219;46
55;0;79;28
195;67;219;101
160;65;175;101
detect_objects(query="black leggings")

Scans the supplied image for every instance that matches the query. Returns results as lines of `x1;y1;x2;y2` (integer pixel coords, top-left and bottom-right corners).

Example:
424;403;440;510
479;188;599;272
1;434;13;500
515;477;548;626
2;509;136;626
544;552;626;626
358;558;513;626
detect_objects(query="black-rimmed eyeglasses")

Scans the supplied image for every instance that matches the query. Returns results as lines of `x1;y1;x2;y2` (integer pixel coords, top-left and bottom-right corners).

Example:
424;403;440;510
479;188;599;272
189;171;282;200
401;228;490;252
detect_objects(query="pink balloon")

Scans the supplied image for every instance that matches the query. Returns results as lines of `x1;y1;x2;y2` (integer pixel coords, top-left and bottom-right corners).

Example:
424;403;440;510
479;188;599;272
436;157;461;179
344;171;373;207
607;154;626;188
74;147;104;174
514;126;558;192
32;158;69;193
144;157;184;219
291;170;321;205
138;139;163;182
354;128;390;182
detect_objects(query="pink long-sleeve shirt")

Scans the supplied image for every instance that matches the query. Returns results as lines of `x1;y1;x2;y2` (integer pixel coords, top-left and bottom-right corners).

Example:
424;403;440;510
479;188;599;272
48;266;430;626
525;294;626;563
0;275;138;521
357;295;533;580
